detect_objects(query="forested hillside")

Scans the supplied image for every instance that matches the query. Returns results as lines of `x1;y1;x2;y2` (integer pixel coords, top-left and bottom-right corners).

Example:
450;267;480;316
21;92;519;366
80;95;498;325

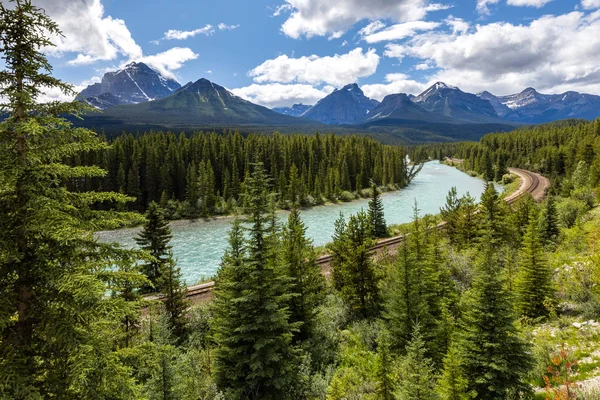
75;131;413;218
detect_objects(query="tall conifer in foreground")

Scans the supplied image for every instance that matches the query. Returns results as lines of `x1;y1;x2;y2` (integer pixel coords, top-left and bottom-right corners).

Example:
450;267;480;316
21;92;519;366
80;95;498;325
368;182;387;238
437;344;471;400
157;252;189;342
397;324;438;400
516;216;553;319
539;195;559;246
0;1;140;396
455;237;532;399
135;201;173;291
282;204;325;342
330;210;379;317
212;163;298;400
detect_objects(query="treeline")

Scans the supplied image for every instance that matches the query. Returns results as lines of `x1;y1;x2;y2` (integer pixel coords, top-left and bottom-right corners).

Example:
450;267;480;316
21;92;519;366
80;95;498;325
417;118;600;186
71;131;413;218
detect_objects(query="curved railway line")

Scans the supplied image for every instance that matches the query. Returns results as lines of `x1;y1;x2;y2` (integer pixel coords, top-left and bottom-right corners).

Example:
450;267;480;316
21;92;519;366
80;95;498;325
147;167;550;304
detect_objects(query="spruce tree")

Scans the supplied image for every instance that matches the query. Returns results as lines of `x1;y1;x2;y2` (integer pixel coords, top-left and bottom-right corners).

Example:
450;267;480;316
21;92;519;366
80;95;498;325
330;213;348;291
0;1;141;396
282;204;325;342
332;210;379;317
382;236;431;352
397;324;439;400
538;195;559;246
457;193;479;246
368;182;387;238
376;328;398;400
455;238;532;399
437;344;470;400
135;201;173;291
440;187;461;243
516;217;553;319
157;252;189;342
212;163;298;400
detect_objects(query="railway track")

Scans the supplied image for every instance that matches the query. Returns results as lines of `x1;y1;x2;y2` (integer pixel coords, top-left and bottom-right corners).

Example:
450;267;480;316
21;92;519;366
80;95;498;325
149;167;549;304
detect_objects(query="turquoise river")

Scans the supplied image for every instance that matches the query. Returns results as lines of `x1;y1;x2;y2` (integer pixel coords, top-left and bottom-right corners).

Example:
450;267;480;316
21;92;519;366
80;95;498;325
97;161;498;284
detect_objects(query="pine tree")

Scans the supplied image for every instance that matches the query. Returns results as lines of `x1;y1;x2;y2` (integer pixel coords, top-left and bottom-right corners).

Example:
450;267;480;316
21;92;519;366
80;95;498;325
135;202;173;291
111;252;150;349
142;306;179;400
0;1;140;396
397;324;439;400
332;210;379;317
437;344;471;400
480;182;500;226
157;252;189;342
455;238;532;399
282;204;325;342
382;236;430;352
440;187;461;243
369;182;387;238
376;328;398;400
457;193;479;246
516;217;553;319
538;195;559;246
212;163;299;400
330;213;348;291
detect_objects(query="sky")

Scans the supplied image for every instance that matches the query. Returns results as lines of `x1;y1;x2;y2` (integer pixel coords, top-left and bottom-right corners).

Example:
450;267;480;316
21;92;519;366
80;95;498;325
32;0;600;108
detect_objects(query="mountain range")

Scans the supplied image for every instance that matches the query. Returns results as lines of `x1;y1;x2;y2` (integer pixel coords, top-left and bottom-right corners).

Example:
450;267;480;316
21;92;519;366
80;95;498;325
74;62;600;142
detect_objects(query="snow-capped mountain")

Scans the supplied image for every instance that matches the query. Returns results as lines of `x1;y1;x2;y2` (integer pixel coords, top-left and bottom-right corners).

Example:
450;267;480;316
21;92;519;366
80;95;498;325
301;83;379;124
413;82;501;123
79;62;181;109
83;77;309;127
478;88;600;123
365;93;445;123
272;104;313;117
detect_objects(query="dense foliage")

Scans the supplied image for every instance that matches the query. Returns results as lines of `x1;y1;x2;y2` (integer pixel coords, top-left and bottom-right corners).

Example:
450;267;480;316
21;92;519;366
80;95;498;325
72;130;414;218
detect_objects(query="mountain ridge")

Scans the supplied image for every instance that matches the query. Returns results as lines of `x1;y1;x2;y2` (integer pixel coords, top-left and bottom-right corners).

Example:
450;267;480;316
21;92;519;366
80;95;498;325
79;62;181;109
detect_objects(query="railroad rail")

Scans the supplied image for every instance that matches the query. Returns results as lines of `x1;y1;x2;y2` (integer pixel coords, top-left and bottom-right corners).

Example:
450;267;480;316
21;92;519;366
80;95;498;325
148;167;549;304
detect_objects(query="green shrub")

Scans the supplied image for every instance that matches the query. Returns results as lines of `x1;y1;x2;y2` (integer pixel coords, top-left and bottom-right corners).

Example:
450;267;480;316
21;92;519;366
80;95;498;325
557;199;588;228
339;191;357;202
502;173;516;184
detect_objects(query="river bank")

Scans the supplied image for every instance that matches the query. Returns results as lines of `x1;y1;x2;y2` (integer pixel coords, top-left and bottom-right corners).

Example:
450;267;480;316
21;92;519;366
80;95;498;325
98;161;494;284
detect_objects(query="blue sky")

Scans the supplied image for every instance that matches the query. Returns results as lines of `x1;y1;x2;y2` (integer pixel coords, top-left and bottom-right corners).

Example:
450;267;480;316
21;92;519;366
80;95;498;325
36;0;600;107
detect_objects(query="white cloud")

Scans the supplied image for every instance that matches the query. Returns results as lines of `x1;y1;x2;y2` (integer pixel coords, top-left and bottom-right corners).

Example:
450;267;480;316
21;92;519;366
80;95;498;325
445;16;469;34
582;0;600;9
163;25;214;40
362;21;441;43
131;47;199;80
362;73;428;100
415;62;432;70
425;3;453;11
476;0;500;15
32;0;198;80
358;20;387;36
272;4;293;17
384;11;600;95
506;0;552;7
340;40;349;47
36;0;143;63
230;83;331;108
37;76;102;103
248;47;380;87
218;23;239;30
277;0;442;39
